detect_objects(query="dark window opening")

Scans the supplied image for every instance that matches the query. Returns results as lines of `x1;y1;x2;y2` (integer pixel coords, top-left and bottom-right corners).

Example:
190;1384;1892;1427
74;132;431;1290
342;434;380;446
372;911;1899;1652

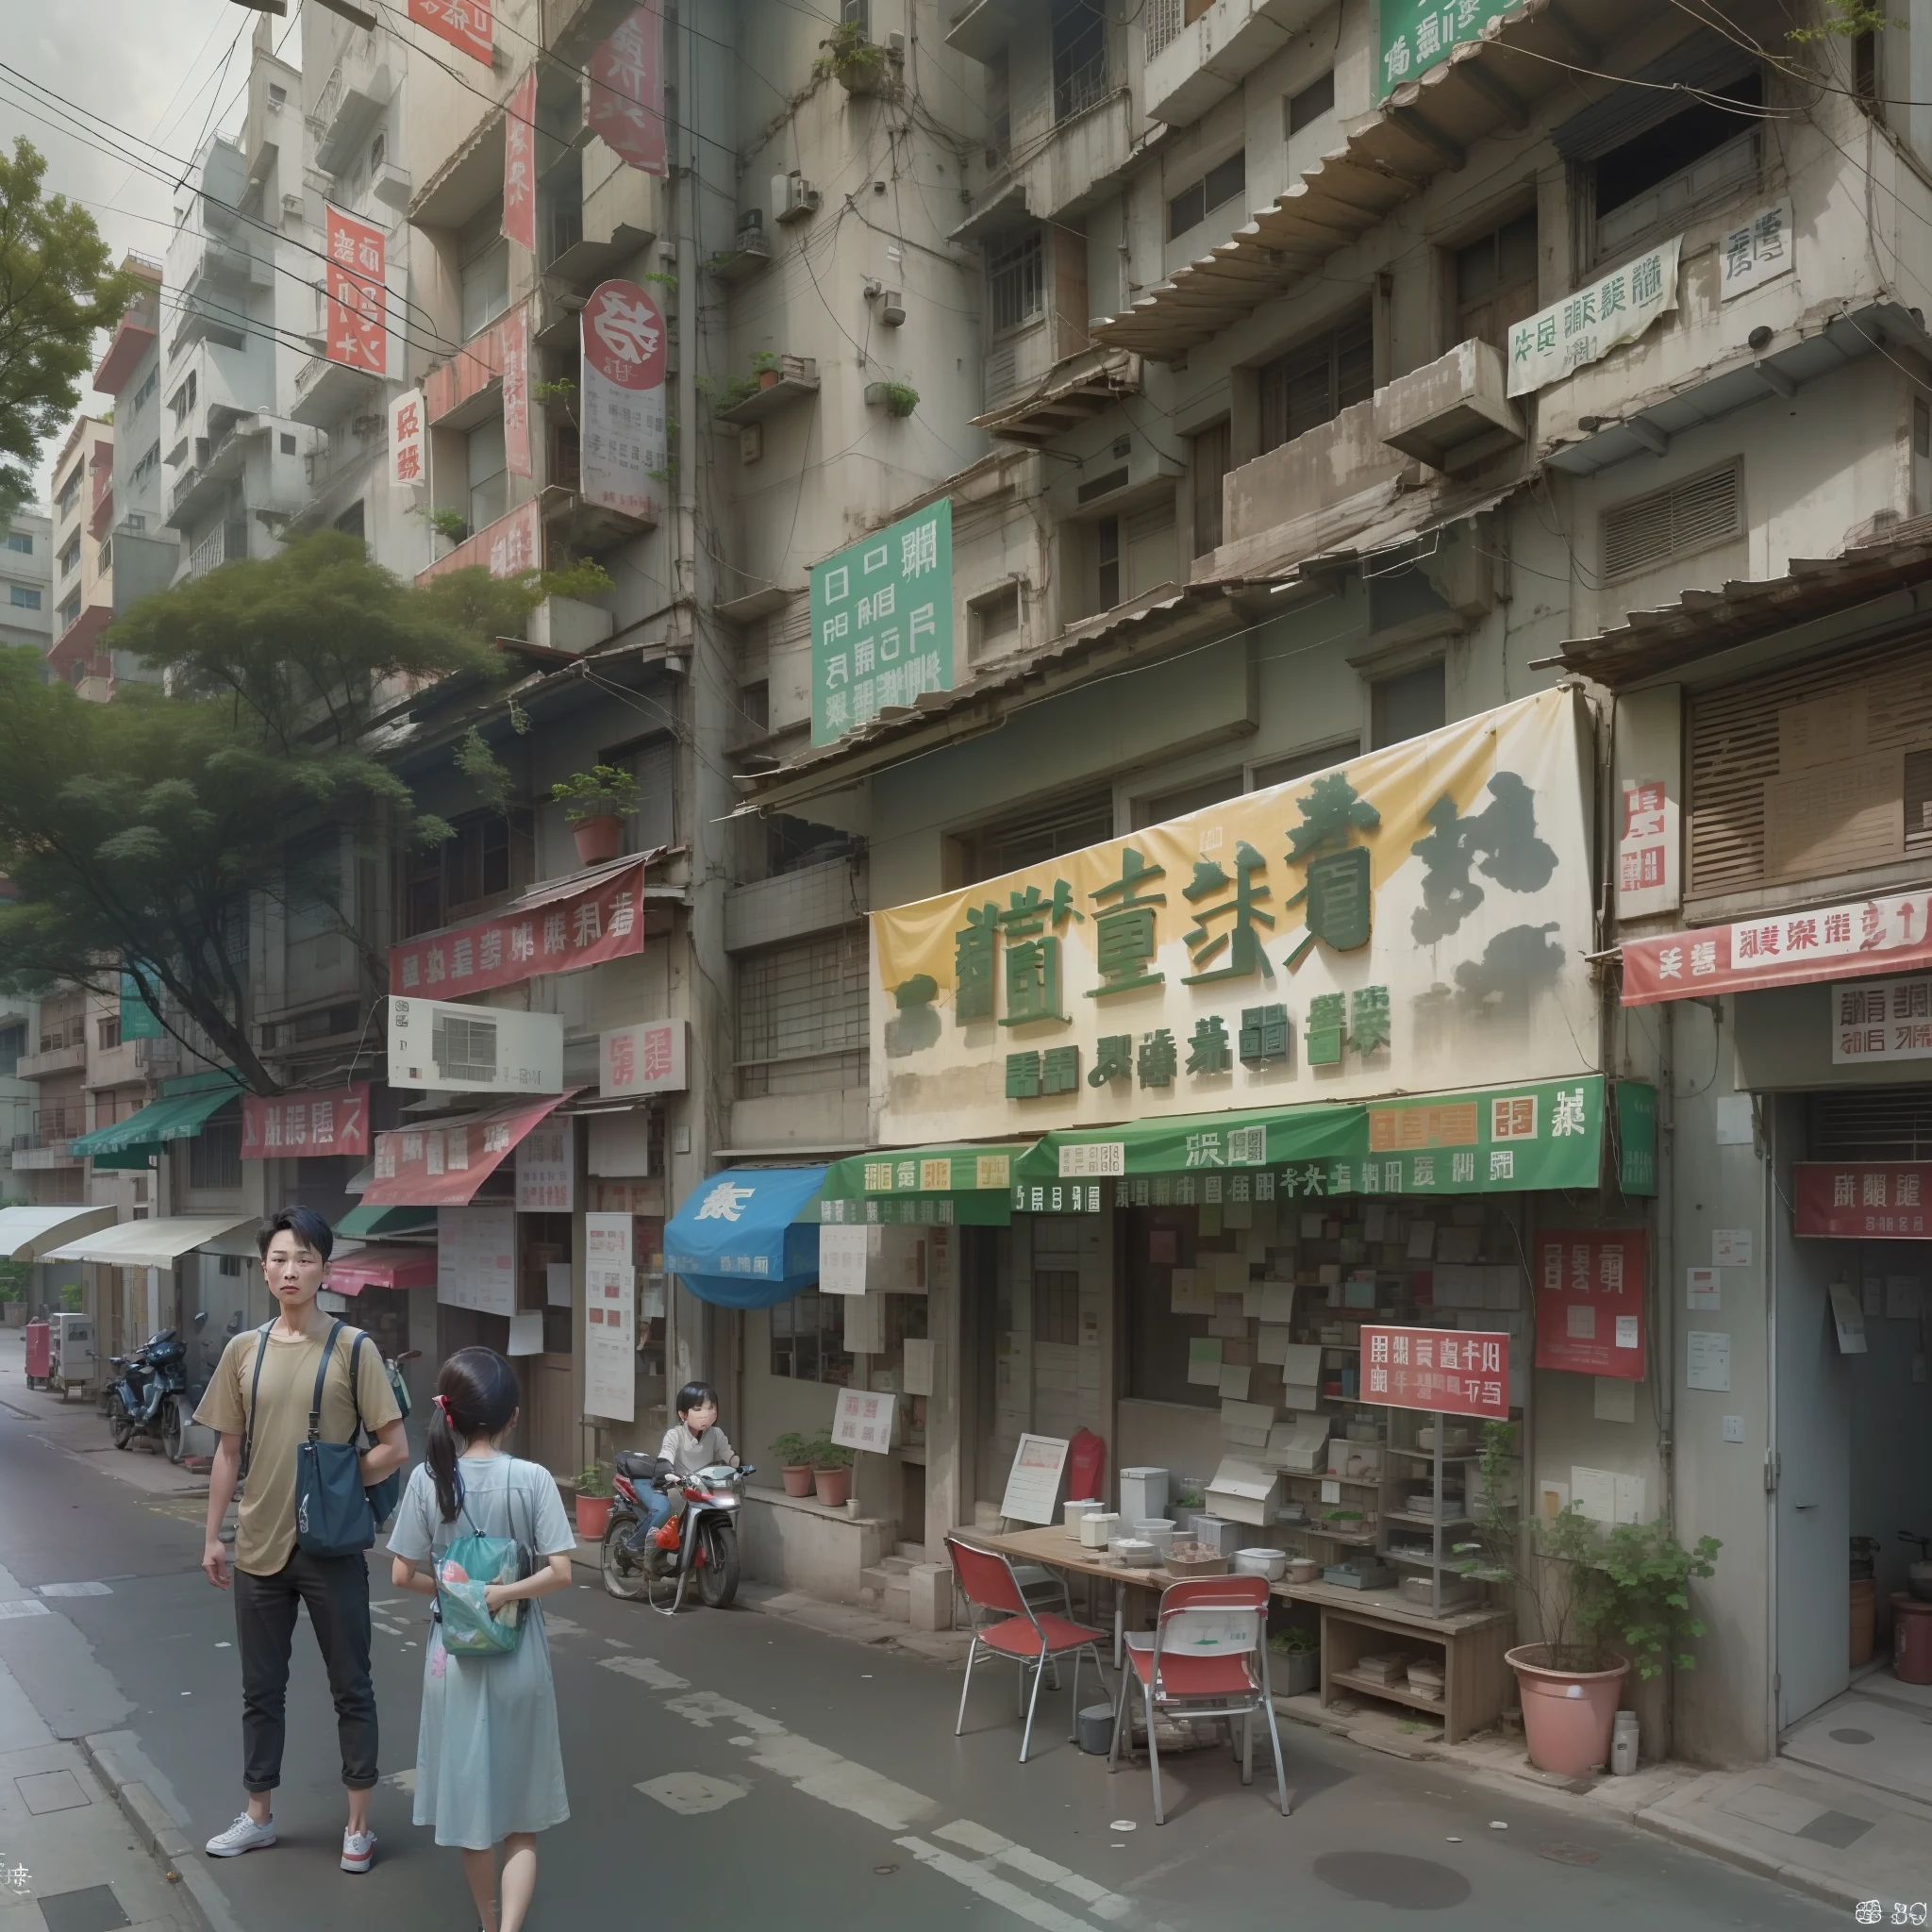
1191;420;1230;557
989;231;1044;335
1371;661;1447;750
1258;308;1374;455
959;786;1116;884
1051;0;1108;122
1168;151;1246;239
1456;208;1539;353
1855;31;1876;105
407;811;510;935
770;1291;855;1385
1596;73;1761;218
1096;515;1120;609
333;500;366;541
1287;70;1335;136
190;1108;243;1191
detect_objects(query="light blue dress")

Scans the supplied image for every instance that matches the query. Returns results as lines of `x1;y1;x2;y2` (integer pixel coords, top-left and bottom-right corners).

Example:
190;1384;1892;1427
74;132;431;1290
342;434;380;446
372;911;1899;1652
387;1455;575;1849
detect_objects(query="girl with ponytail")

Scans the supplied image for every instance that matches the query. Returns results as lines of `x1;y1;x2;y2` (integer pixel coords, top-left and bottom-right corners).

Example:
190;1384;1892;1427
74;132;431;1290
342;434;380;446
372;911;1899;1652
387;1349;575;1932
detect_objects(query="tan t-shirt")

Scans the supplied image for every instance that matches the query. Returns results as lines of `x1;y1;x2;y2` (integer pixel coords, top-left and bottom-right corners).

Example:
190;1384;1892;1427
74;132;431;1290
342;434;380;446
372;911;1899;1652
196;1318;401;1576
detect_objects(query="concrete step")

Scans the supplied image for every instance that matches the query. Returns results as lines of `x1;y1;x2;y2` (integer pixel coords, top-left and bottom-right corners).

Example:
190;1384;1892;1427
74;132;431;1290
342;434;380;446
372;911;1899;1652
893;1541;939;1563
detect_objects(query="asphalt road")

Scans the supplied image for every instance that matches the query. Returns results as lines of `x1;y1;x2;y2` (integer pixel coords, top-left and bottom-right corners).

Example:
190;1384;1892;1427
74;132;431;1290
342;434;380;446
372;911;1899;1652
0;1373;1844;1932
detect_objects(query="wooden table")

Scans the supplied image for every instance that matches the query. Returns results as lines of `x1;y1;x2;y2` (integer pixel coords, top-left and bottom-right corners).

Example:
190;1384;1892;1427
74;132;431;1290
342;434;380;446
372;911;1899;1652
1286;1579;1514;1744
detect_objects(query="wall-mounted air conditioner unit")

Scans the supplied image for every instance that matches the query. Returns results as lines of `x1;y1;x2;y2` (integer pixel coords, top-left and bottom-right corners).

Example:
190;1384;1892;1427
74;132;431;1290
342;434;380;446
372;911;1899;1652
771;171;820;224
388;996;563;1094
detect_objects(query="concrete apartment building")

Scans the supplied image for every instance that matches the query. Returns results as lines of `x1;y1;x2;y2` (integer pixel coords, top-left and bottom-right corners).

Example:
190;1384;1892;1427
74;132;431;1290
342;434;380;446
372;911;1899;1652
93;254;181;628
46;416;115;695
0;507;52;656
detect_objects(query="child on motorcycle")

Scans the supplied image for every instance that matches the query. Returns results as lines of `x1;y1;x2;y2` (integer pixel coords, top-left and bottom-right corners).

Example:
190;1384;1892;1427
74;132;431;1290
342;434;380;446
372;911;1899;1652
624;1380;739;1560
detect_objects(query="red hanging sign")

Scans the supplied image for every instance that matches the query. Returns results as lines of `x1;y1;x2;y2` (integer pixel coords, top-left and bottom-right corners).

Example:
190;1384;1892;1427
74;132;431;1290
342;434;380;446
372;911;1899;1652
1793;1161;1932;1239
389;860;647;996
503;65;538;251
407;0;492;64
589;3;667;175
241;1083;371;1159
1360;1324;1511;1420
363;1093;571;1208
324;205;387;375
1532;1228;1647;1379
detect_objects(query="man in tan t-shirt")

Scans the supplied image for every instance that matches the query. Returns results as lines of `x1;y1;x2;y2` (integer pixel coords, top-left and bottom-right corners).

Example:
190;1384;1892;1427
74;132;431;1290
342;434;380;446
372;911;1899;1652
194;1208;408;1874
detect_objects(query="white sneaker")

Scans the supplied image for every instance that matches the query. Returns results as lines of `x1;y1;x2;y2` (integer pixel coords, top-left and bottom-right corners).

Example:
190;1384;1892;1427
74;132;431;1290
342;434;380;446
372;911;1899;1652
341;1826;376;1874
206;1813;275;1857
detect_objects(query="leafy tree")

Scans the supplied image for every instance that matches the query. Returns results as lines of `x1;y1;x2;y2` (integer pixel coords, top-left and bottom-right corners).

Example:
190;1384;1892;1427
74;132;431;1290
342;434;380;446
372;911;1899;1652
0;139;142;524
0;533;536;1093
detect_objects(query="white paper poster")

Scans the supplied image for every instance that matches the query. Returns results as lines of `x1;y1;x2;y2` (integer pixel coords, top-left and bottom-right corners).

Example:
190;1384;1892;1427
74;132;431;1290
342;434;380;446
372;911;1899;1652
818;1223;874;1296
1686;1329;1732;1392
998;1433;1070;1524
1686;1267;1722;1310
1507;235;1681;399
515;1117;574;1212
831;1388;896;1455
1712;1229;1753;1268
581;279;666;525
507;1312;544;1356
1828;1278;1869;1355
545;1261;574;1308
437;1203;516;1317
584;1209;636;1421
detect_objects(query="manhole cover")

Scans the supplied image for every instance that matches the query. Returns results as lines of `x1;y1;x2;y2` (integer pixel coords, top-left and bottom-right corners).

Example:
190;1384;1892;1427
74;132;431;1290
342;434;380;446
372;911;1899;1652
1313;1853;1473;1910
1828;1727;1875;1744
1541;1842;1601;1867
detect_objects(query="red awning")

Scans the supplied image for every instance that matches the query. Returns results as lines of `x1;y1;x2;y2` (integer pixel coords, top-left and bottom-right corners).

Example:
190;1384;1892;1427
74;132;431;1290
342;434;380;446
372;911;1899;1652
1621;889;1932;1007
361;1091;576;1208
326;1243;440;1295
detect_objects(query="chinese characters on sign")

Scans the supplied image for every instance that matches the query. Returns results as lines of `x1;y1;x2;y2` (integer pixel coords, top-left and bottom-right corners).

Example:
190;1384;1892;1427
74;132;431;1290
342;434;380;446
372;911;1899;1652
589;3;667;175
1831;974;1932;1064
831;1388;896;1455
1361;1324;1511;1420
1622;891;1932;1006
580;279;667;524
1377;0;1510;97
1719;198;1793;302
437;1203;517;1317
388;388;425;491
324;205;387;375
503;300;532;478
1618;777;1673;906
241;1083;370;1159
1507;237;1680;399
514;1117;575;1211
600;1018;689;1095
502;66;538;252
810;499;955;743
407;0;492;63
364;1095;569;1207
390;862;648;996
1793;1162;1932;1240
584;1209;637;1421
1533;1229;1647;1380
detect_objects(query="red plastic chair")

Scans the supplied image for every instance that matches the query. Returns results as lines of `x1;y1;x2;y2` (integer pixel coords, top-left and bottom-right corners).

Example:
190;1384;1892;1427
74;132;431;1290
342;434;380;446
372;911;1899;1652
1108;1575;1291;1824
945;1535;1107;1762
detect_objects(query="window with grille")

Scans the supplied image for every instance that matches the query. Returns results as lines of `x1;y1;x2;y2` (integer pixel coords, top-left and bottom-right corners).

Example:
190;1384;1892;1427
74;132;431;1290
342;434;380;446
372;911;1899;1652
1593;74;1761;259
1601;461;1740;580
735;927;869;1098
989;231;1043;336
1258;308;1374;456
1168;151;1246;240
958;785;1116;882
1034;1269;1081;1345
1456;208;1539;354
770;1291;854;1384
459;203;510;339
190;1108;242;1190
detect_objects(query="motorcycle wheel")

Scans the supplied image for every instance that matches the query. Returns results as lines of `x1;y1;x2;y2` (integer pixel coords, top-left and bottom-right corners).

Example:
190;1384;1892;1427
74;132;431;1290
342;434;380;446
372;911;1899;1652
107;1391;133;1451
602;1518;651;1601
160;1396;186;1464
697;1520;740;1608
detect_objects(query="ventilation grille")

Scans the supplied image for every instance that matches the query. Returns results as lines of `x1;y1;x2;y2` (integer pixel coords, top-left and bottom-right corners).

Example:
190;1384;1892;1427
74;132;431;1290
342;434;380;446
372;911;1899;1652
431;1012;498;1085
984;342;1018;408
1809;1087;1932;1162
1601;461;1740;579
966;785;1117;882
1076;467;1131;506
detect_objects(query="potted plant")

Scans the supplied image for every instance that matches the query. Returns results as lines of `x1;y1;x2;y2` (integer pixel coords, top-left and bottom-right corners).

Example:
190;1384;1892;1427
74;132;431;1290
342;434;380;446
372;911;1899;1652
575;1462;612;1540
551;764;640;866
814;19;891;94
753;350;782;391
773;1431;815;1499
864;379;919;418
1454;1424;1721;1777
1269;1624;1321;1698
810;1433;854;1509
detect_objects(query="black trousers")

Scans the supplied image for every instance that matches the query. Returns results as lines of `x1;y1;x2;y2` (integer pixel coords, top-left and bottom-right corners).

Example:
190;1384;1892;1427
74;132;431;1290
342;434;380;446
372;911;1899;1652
234;1548;377;1793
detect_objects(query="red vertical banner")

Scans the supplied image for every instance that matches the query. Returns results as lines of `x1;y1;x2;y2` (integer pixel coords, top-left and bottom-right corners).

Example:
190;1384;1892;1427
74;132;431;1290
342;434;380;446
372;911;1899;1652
503;65;538;252
1532;1229;1648;1379
504;301;532;477
580;280;666;522
589;3;667;175
324;205;388;375
407;0;492;64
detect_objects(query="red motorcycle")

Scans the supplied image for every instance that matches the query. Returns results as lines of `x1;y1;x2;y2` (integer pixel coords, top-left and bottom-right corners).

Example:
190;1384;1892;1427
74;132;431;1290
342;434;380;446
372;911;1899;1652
602;1454;751;1614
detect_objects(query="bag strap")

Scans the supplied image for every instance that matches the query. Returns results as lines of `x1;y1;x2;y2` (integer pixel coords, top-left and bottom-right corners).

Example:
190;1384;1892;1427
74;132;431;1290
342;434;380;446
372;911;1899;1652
307;1321;344;1444
347;1331;371;1446
239;1322;275;1482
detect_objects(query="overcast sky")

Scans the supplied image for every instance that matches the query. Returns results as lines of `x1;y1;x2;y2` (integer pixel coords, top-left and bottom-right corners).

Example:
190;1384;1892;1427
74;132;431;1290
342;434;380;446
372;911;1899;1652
3;1;280;506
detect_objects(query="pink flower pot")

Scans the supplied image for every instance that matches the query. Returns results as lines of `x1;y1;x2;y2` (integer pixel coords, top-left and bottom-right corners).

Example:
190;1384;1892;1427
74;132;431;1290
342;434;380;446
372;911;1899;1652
575;1494;612;1539
1507;1645;1630;1778
781;1464;815;1498
813;1467;851;1508
572;815;624;866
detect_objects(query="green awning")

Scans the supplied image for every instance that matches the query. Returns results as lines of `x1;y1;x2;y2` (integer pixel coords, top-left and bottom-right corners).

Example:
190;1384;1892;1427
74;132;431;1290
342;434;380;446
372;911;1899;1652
1011;1075;1608;1202
814;1142;1036;1225
70;1083;241;1158
334;1202;438;1240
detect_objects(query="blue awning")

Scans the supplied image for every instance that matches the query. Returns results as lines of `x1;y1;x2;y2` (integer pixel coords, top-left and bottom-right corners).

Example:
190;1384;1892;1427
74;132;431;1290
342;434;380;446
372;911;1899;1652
664;1167;825;1310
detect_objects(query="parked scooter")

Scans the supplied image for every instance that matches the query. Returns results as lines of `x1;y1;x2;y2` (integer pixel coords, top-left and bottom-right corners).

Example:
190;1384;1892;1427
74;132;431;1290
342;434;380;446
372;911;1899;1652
602;1454;752;1613
107;1309;207;1463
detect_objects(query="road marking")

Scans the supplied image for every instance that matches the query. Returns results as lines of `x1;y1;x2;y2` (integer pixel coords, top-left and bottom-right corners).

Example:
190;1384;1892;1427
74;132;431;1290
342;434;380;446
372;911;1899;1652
934;1822;1132;1921
35;1581;111;1598
0;1601;52;1622
598;1655;689;1691
382;1768;416;1794
898;1836;1104;1932
637;1771;749;1815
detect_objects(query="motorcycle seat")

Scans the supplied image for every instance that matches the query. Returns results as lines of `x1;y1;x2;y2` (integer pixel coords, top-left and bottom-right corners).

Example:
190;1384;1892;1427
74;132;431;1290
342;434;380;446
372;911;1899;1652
615;1450;669;1481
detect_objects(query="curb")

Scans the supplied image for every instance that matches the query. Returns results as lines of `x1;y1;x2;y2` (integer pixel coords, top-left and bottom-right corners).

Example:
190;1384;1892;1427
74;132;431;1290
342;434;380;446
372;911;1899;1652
1633;1802;1870;1912
79;1733;245;1932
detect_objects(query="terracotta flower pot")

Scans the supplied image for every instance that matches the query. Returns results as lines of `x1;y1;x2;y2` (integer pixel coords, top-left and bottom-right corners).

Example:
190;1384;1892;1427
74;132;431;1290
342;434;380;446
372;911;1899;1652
758;368;781;390
813;1466;852;1508
1507;1644;1630;1778
571;814;624;866
575;1493;612;1540
781;1463;815;1498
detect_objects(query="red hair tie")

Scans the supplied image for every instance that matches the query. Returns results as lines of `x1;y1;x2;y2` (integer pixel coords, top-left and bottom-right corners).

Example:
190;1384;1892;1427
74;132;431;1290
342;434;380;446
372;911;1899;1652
434;1394;452;1420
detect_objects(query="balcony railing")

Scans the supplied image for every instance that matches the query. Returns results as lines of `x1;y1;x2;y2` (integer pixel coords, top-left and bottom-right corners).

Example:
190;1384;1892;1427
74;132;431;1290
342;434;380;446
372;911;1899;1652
1054;49;1114;123
1145;0;1184;58
29;1107;87;1145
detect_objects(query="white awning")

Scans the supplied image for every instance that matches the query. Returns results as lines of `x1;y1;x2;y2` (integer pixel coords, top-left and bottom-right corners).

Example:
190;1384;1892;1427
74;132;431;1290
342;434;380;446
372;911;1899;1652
42;1215;258;1270
0;1204;118;1263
